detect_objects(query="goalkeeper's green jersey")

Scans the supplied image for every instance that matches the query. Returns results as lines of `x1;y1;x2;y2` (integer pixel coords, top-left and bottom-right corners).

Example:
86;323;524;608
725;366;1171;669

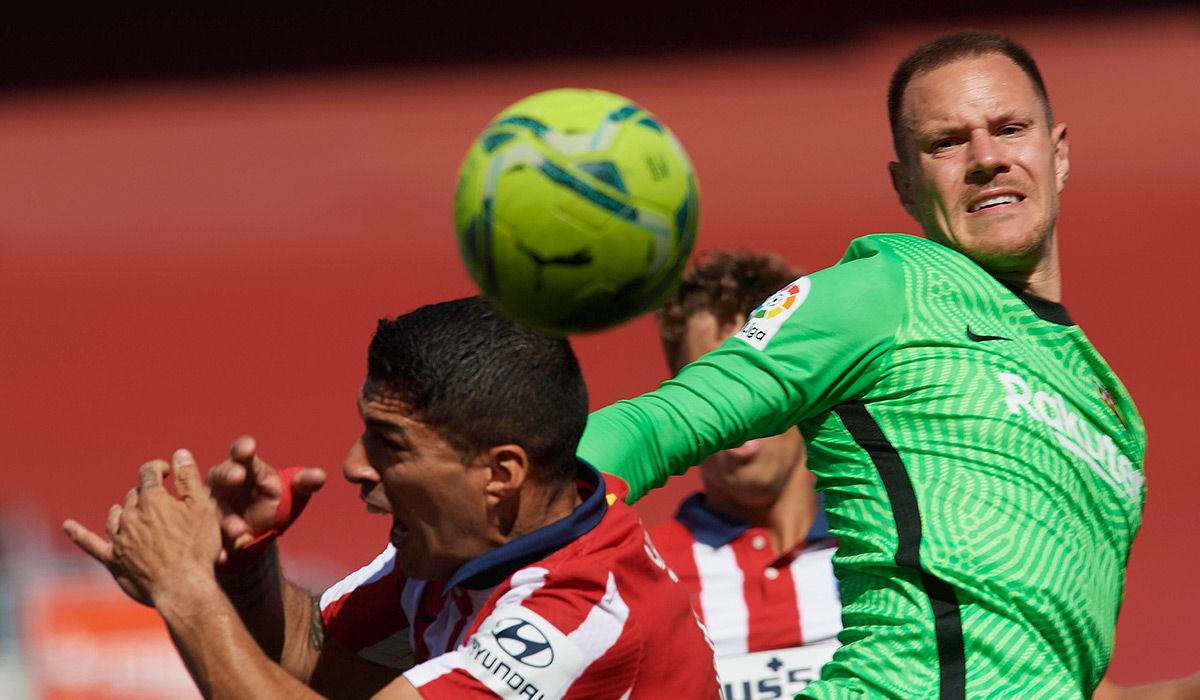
580;234;1146;699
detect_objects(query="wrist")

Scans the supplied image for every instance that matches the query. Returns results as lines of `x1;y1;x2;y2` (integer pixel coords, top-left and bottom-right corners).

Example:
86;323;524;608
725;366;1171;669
216;466;311;574
152;566;226;621
216;541;280;610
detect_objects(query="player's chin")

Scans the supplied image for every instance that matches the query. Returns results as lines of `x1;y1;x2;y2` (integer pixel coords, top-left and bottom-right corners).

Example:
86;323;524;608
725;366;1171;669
720;474;781;504
962;229;1047;271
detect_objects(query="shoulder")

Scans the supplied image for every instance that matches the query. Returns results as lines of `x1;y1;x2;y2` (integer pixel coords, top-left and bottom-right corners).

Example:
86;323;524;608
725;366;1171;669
409;563;642;698
844;232;953;260
319;544;413;659
795;233;918;304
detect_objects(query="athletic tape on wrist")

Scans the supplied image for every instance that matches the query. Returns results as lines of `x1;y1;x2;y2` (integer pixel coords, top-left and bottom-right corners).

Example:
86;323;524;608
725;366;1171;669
217;466;313;573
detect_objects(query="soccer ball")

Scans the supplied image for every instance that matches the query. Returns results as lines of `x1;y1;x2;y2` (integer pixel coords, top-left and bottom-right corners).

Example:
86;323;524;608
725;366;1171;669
454;88;699;334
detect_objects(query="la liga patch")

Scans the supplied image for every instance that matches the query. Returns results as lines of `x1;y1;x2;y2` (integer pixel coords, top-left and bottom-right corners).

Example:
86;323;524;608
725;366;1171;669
734;276;811;350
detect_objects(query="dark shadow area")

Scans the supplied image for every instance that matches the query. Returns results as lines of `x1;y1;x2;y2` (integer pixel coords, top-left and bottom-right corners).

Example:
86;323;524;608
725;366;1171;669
1;2;1193;91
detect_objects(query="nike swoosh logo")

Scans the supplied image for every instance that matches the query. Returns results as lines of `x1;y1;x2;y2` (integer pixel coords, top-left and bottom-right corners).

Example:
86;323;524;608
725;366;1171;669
966;326;1010;342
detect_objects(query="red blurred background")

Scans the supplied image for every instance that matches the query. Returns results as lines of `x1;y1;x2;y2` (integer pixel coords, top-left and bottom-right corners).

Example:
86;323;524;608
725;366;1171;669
1;6;1197;692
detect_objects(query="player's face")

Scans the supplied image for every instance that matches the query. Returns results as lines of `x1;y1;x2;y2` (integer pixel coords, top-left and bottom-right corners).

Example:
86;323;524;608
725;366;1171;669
676;311;806;508
343;381;493;580
890;53;1069;276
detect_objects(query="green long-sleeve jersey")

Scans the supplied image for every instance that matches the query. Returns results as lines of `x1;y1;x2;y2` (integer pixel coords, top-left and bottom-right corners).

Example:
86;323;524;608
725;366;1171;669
580;234;1145;699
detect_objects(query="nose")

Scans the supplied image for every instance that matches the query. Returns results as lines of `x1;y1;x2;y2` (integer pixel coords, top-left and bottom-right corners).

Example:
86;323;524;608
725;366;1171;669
343;437;378;486
966;129;1009;182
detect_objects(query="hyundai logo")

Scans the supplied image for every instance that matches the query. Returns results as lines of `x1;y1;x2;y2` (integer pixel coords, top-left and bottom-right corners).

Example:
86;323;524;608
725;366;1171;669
493;618;555;667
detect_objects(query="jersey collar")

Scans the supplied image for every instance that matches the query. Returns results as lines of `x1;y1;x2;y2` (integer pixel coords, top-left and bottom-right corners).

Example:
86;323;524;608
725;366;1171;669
447;459;609;590
676;493;830;548
999;281;1074;326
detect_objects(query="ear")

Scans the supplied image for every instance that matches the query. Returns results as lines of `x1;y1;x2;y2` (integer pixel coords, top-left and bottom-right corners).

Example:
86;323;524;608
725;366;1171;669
888;160;916;213
1052;122;1070;193
482;444;529;505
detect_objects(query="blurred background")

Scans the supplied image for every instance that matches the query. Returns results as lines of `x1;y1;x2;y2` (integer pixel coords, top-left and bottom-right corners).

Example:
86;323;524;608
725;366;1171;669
2;3;1197;697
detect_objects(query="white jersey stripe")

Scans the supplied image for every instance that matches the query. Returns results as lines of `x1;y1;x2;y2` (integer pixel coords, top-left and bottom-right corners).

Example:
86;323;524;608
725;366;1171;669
790;545;841;643
319;544;396;610
693;541;748;656
421;591;470;658
561;572;630;690
399;578;426;635
492;566;549;609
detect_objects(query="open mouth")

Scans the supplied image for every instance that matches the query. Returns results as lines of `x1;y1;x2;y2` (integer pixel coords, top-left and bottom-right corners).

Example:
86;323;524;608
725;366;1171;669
968;193;1024;213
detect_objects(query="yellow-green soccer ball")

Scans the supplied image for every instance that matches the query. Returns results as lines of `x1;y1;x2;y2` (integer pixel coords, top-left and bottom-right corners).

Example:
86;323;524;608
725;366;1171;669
454;88;699;334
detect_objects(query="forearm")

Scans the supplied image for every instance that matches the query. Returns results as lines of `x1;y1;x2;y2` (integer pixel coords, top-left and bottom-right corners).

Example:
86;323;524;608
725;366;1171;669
216;542;322;681
156;572;323;700
581;356;805;501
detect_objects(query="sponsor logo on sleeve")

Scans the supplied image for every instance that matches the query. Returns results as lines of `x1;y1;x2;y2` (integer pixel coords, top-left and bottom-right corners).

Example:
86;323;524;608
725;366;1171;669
464;605;582;699
734;277;811;351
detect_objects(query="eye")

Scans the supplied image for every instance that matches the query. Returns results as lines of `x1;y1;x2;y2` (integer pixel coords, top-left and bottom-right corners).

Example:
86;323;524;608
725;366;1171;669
929;137;962;153
365;430;407;453
997;124;1024;137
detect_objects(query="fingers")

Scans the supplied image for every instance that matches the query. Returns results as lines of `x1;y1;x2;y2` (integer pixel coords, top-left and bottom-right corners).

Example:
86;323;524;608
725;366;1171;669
137;459;169;494
106;503;124;537
221;512;252;543
206;461;247;490
291;467;327;495
229;434;257;466
63;519;114;564
172;449;205;501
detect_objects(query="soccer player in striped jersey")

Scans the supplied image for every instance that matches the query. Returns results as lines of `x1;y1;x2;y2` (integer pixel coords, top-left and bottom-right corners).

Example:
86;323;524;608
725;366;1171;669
650;251;841;659
577;32;1175;699
64;297;721;699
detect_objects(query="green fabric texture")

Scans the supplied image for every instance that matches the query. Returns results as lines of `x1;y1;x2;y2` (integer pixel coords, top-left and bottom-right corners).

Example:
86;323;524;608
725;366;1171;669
580;233;1146;699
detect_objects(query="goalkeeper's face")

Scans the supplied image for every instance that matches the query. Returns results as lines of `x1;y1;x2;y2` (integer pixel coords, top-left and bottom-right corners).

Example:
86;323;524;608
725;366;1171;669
889;53;1069;277
676;310;808;509
343;381;497;581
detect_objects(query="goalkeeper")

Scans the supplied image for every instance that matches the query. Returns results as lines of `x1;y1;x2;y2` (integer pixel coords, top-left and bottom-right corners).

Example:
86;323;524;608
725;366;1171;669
582;32;1144;699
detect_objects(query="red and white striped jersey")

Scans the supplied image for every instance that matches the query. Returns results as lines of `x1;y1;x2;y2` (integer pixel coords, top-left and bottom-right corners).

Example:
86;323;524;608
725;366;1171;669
320;463;721;699
649;493;841;658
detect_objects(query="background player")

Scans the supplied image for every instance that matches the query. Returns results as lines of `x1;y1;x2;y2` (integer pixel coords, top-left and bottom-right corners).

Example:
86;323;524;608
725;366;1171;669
651;250;840;694
64;297;721;699
651;250;840;653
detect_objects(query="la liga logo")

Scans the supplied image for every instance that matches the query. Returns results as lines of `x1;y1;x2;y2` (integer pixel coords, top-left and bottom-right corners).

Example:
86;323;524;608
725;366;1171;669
752;281;806;320
737;276;811;350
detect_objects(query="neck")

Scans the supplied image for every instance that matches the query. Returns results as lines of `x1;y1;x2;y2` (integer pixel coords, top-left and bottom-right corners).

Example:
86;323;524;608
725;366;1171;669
499;477;583;545
991;234;1063;302
704;466;818;555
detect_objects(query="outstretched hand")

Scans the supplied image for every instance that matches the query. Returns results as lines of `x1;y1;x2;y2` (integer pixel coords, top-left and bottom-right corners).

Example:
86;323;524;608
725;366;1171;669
206;435;326;560
63;449;224;606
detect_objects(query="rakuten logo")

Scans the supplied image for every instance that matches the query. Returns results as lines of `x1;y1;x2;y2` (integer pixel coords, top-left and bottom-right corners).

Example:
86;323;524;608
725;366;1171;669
998;372;1144;501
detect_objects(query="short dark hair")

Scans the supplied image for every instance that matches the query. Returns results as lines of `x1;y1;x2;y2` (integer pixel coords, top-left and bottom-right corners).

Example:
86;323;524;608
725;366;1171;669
367;296;587;483
888;31;1052;161
658;251;801;373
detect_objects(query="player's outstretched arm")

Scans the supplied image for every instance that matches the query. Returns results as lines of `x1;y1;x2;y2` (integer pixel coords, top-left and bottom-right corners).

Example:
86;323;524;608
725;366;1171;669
581;246;904;502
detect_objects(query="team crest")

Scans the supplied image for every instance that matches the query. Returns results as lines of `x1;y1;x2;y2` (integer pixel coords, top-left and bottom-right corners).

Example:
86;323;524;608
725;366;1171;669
1096;382;1127;429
